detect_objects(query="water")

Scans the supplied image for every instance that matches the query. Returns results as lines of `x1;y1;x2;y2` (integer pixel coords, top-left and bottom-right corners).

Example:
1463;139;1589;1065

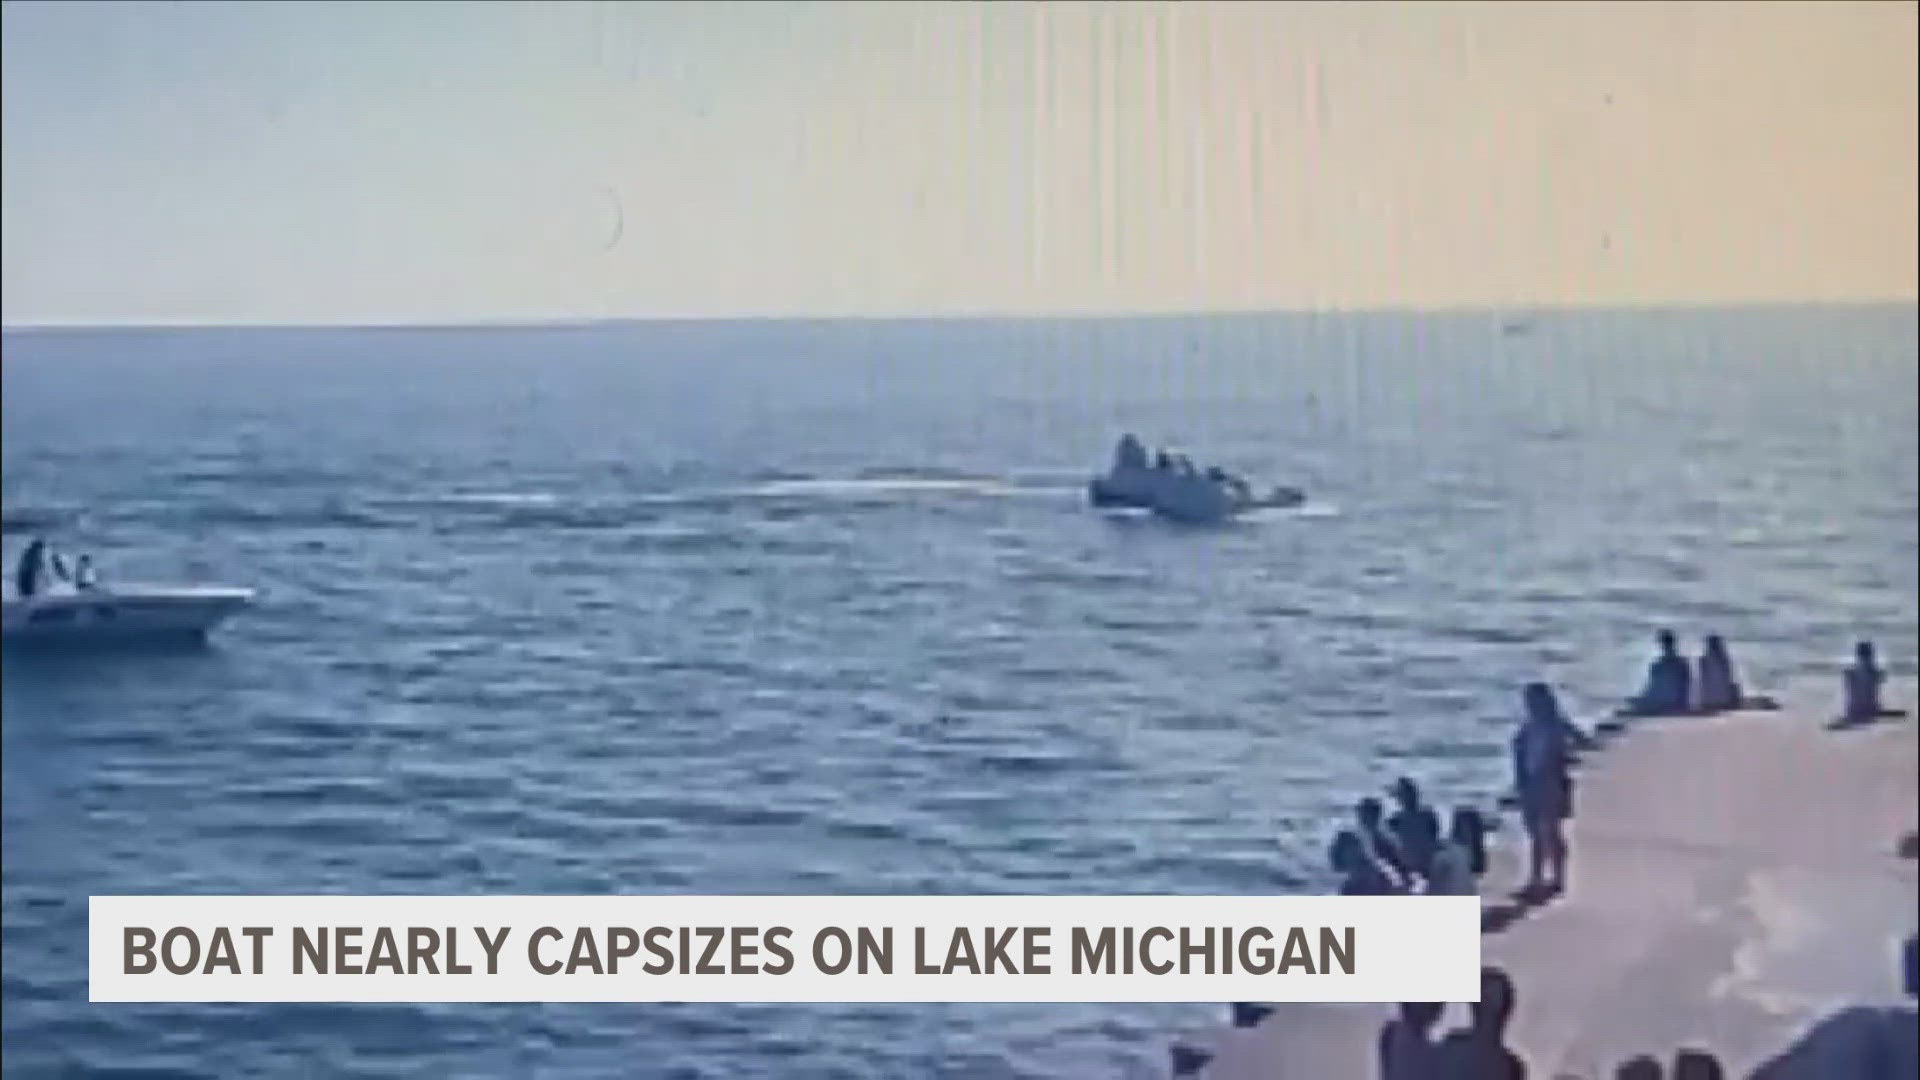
3;306;1915;1078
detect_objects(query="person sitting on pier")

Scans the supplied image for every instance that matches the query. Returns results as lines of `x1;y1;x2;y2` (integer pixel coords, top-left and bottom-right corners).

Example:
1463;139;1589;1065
1426;807;1488;896
1514;682;1586;895
1841;641;1896;723
1376;1001;1442;1079
1330;829;1401;895
1623;629;1692;716
1695;634;1743;713
1433;967;1526;1080
1386;777;1442;886
1355;797;1410;887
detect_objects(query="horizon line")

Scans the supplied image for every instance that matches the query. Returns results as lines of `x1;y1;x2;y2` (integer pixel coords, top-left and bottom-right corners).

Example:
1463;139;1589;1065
4;297;1916;333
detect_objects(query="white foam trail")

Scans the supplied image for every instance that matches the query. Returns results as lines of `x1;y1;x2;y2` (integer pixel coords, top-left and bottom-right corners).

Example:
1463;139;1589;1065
737;478;1014;498
1242;502;1341;521
431;492;563;508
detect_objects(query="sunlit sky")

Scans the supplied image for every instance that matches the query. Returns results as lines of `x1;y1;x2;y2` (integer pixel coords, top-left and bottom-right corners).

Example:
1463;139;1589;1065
3;1;1915;325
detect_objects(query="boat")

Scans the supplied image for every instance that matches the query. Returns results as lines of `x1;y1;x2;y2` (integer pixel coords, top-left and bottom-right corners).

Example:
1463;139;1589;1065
1088;435;1304;524
3;582;254;647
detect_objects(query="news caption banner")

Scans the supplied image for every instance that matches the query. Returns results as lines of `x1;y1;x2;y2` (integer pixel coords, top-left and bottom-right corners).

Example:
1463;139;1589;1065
94;895;1480;1003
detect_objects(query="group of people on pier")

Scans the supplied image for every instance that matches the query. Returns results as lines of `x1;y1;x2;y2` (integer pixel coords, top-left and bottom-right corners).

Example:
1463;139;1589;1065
1328;678;1584;904
1619;629;1895;725
1379;970;1734;1080
1331;778;1488;898
1364;633;1906;1080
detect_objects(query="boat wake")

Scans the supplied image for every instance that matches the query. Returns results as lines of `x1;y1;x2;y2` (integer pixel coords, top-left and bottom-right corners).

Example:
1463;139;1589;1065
1246;500;1340;521
90;465;1148;538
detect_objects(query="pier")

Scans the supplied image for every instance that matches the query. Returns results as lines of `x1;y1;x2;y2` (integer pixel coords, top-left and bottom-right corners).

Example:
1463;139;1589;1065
1175;677;1917;1078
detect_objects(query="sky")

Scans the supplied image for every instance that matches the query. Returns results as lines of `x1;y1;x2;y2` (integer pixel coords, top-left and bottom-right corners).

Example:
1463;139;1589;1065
2;0;1915;325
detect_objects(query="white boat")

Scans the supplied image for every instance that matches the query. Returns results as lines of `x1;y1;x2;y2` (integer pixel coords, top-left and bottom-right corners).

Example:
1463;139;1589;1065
2;583;254;646
1088;435;1304;524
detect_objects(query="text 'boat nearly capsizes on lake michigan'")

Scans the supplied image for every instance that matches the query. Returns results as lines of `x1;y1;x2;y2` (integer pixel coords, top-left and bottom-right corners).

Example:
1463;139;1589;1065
1088;435;1304;524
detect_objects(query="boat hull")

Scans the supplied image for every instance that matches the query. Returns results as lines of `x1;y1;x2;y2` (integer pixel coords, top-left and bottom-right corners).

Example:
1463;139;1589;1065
1;586;253;647
1089;467;1302;524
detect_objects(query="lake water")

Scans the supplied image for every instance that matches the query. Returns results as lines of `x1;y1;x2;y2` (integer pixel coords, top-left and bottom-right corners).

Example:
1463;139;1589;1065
3;305;1915;1077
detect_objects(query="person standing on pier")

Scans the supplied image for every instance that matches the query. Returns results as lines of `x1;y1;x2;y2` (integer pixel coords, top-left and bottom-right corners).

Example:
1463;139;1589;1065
1514;683;1584;895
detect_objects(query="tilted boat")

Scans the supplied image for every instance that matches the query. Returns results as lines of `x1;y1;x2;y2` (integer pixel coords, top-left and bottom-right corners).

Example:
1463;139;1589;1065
1088;435;1304;524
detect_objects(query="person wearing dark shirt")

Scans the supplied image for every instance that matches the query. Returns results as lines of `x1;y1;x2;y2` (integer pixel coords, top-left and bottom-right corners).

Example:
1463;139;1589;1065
1625;629;1692;715
1514;683;1585;894
1377;1001;1443;1079
1330;830;1402;895
1671;1049;1725;1080
1386;777;1441;886
1843;641;1892;723
1695;634;1742;713
1433;967;1526;1079
14;537;48;598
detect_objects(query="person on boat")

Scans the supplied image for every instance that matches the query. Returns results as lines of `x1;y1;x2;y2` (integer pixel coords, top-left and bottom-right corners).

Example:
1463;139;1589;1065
1330;829;1401;895
1624;629;1692;715
1842;641;1889;723
1354;797;1410;887
1153;450;1172;471
1386;777;1442;886
1695;634;1742;713
73;554;99;591
1513;682;1586;894
1114;434;1148;472
14;536;49;598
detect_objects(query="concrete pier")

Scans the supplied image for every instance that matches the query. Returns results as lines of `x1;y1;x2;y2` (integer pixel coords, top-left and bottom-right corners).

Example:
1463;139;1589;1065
1179;678;1917;1079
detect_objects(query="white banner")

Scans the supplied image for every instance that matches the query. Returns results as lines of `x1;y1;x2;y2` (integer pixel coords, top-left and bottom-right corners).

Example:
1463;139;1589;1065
91;895;1481;1003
